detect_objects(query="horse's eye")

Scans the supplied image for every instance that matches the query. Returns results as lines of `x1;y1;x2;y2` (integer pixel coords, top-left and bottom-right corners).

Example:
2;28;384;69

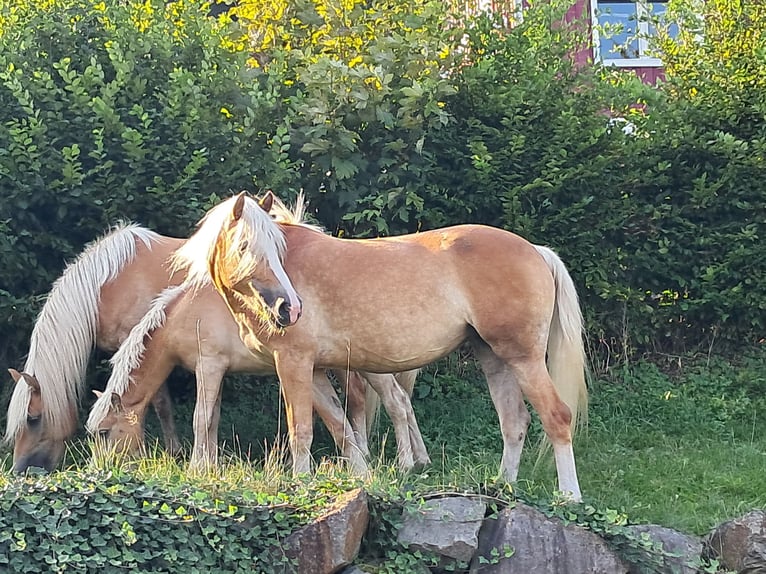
98;429;109;439
27;415;41;427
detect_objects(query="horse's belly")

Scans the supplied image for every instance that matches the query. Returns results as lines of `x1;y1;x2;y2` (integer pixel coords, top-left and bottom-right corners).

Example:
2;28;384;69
315;325;467;373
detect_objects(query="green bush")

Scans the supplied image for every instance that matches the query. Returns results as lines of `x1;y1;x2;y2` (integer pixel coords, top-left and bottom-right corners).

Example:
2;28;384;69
0;0;288;356
0;0;763;376
235;0;457;235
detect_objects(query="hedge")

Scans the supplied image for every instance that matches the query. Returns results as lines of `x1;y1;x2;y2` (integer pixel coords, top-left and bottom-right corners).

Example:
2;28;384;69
1;0;763;369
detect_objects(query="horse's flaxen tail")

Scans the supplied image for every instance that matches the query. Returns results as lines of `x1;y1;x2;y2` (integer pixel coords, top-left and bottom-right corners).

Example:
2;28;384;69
534;246;588;434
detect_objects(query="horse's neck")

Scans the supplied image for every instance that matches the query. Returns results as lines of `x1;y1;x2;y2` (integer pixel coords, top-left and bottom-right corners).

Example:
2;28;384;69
122;338;177;413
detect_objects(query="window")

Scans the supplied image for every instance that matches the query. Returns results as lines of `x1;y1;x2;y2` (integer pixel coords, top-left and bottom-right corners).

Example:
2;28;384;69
593;0;679;67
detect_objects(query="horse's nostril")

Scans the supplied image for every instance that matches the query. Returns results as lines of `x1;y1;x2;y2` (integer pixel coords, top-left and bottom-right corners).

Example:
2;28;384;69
277;302;292;326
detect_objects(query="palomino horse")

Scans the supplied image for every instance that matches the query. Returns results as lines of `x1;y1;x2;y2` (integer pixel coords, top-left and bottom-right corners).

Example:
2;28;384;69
5;224;185;472
6;222;418;473
85;281;428;473
175;192;588;500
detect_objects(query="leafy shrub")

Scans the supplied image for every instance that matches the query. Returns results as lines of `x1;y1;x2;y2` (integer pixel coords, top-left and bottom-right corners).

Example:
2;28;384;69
0;0;287;356
234;0;457;235
1;0;764;427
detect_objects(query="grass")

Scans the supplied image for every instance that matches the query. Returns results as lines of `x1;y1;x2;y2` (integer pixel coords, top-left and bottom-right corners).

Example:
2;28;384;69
3;350;764;541
398;349;766;535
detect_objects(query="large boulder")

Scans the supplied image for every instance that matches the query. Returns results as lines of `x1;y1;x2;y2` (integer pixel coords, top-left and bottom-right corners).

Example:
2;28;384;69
704;510;766;574
282;488;369;574
624;524;703;574
469;502;630;574
397;495;487;563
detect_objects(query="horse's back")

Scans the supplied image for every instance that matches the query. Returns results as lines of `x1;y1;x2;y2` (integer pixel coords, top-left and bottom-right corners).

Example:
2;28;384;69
97;234;185;350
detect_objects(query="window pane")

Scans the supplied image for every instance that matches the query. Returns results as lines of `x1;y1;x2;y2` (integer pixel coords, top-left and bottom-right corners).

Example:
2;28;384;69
649;3;679;40
598;2;640;59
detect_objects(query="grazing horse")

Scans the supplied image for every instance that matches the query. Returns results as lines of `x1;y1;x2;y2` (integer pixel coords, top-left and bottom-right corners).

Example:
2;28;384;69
4;225;185;472
86;281;428;473
175;192;588;500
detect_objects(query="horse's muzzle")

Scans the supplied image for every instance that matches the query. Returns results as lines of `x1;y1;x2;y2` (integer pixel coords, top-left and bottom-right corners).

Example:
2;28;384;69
13;451;55;474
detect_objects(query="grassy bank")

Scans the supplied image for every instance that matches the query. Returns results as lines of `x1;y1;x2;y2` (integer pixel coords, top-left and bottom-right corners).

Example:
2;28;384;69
405;350;766;535
3;350;764;543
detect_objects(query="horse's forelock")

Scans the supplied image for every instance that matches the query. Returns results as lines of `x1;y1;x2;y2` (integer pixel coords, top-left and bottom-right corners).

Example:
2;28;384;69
224;197;287;285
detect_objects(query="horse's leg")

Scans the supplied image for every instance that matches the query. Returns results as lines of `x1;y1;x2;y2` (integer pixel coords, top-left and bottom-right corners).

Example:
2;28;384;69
513;358;580;500
332;369;370;458
363;372;430;471
312;371;369;475
190;362;227;472
150;383;181;456
394;369;419;396
391;369;429;466
274;354;315;475
363;376;381;438
473;341;531;484
481;340;581;500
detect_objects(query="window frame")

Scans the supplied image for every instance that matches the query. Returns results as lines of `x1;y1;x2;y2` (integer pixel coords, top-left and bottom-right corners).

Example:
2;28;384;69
591;0;667;68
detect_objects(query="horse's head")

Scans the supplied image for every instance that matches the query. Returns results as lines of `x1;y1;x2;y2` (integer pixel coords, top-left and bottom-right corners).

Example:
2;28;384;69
89;391;144;459
7;368;71;473
209;192;303;331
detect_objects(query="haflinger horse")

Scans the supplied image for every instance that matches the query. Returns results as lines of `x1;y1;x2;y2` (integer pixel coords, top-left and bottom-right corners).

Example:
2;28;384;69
176;191;589;500
85;279;427;474
5;224;186;472
6;220;419;473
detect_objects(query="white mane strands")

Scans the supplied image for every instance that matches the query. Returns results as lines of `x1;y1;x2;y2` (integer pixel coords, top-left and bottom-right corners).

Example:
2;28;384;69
86;285;186;433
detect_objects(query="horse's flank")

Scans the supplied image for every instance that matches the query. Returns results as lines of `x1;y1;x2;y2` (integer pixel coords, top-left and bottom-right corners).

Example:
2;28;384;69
86;284;187;434
5;224;162;443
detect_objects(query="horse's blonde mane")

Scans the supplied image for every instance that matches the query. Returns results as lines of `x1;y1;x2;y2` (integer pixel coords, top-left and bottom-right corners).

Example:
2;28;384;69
5;224;161;443
171;192;319;290
86;284;186;433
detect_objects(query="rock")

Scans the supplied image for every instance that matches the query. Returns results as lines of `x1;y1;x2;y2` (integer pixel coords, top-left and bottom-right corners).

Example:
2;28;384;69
705;510;766;574
397;495;487;563
624;524;703;574
469;502;630;574
282;488;369;574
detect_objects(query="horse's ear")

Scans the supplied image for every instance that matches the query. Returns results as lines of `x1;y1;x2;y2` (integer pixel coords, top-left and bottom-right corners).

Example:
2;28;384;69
232;192;247;221
9;369;40;393
109;393;124;413
92;390;103;399
258;191;274;213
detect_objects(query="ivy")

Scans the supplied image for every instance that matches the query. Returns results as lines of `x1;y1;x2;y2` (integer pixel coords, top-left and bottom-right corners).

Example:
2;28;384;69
0;469;313;573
